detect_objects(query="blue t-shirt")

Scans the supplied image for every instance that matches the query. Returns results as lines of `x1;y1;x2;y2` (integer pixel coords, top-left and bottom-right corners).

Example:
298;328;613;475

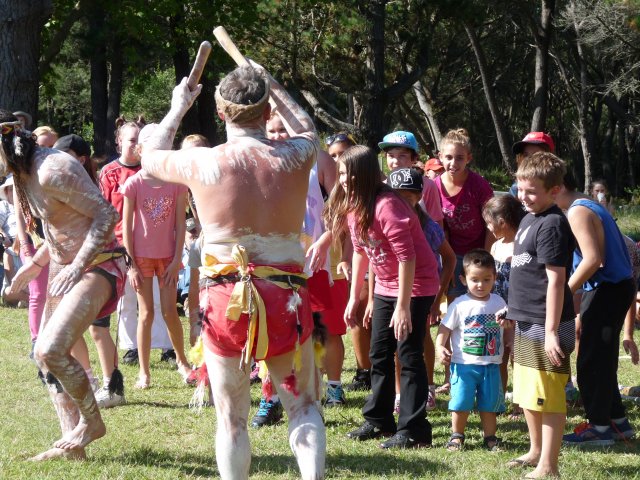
571;199;632;291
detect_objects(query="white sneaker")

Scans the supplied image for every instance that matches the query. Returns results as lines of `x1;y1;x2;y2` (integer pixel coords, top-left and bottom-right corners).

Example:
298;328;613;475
95;386;126;408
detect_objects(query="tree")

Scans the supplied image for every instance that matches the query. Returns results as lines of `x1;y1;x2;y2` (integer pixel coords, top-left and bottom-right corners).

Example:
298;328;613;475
0;1;53;120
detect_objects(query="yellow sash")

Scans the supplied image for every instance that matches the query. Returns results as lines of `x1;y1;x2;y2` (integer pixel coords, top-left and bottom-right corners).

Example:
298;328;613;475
200;244;306;366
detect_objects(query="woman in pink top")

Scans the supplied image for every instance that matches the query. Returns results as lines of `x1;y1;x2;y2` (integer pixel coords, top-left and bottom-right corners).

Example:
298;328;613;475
122;128;191;389
339;145;439;449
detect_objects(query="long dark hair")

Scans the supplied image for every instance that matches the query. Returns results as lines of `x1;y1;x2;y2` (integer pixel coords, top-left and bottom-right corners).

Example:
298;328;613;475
0;109;38;232
327;145;389;244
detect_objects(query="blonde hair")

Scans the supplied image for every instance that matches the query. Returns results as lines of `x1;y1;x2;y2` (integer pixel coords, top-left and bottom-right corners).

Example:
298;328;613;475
181;134;210;149
33;126;57;137
516;152;566;190
440;128;472;152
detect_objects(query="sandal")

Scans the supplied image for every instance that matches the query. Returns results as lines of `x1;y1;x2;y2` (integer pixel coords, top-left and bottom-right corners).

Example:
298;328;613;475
483;435;501;452
435;383;451;395
445;432;464;451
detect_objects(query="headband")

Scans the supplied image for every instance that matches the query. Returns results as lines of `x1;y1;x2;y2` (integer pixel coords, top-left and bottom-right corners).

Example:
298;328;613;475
215;75;270;123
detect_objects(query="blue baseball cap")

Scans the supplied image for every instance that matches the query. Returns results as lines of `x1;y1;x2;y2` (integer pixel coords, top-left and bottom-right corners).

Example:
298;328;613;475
378;131;419;154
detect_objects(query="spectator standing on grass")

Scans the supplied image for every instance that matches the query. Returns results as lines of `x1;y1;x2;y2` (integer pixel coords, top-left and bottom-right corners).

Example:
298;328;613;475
556;178;636;446
433;128;494;395
122;124;192;389
341;146;439;449
506;152;575;478
436;249;508;452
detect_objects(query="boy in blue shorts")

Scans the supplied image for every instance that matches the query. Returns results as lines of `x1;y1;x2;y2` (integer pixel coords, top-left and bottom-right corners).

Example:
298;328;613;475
436;249;508;451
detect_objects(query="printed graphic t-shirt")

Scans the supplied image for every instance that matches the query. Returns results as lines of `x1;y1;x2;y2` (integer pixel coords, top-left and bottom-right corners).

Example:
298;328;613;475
441;293;507;365
507;204;575;324
122;172;188;258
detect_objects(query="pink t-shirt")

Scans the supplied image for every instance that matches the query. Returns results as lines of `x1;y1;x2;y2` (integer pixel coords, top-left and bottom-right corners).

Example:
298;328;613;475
422;177;444;222
348;191;440;297
122;172;188;259
435;170;493;255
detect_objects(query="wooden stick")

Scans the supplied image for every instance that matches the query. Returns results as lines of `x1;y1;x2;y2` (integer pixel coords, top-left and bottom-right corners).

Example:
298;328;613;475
187;41;212;90
213;26;250;67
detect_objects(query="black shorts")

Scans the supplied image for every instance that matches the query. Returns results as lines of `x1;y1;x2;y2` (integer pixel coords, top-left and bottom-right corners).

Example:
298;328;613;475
92;315;111;328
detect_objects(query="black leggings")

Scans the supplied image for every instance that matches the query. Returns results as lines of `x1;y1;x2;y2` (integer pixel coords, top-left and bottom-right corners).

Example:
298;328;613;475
577;278;635;426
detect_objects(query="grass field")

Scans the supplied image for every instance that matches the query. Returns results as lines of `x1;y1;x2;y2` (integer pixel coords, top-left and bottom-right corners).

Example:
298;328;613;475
0;306;638;479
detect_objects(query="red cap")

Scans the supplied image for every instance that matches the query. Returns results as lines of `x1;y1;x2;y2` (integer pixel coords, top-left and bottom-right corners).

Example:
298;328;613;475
512;132;555;154
425;158;444;171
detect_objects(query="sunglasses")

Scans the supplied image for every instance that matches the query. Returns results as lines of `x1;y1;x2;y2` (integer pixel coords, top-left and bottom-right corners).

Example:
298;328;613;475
0;121;21;136
325;133;355;146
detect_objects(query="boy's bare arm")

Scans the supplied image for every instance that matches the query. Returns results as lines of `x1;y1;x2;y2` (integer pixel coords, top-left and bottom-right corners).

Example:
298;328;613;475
545;264;566;367
435;324;452;365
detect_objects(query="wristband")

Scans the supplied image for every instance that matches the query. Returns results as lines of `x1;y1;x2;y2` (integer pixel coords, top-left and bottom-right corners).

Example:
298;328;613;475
32;258;45;269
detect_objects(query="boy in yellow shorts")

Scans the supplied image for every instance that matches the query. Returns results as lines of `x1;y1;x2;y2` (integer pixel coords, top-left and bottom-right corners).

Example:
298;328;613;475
506;152;576;478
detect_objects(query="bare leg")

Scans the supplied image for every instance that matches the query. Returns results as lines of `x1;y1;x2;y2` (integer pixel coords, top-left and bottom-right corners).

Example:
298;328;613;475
525;412;564;479
204;349;251;480
89;325;116;380
267;338;326;480
70;336;91;371
136;278;155;387
510;408;542;467
159;282;191;376
32;267;113;459
451;410;469;437
324;334;344;382
479;411;497;438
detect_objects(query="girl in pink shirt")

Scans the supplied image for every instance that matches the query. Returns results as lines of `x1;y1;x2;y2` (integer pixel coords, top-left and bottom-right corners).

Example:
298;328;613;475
338;145;439;449
122;165;191;389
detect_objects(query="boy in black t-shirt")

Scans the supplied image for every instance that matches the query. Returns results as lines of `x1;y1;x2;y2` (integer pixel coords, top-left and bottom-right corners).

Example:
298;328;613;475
506;152;575;478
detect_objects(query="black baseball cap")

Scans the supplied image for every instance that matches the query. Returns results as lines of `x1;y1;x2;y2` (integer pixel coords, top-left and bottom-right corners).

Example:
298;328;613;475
388;167;423;192
54;134;91;158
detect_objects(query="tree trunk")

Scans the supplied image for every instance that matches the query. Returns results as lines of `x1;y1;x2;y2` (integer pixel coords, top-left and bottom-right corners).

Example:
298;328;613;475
357;0;389;149
105;38;123;157
0;1;53;123
412;81;443;151
530;0;555;132
89;5;108;157
398;98;432;154
463;22;513;172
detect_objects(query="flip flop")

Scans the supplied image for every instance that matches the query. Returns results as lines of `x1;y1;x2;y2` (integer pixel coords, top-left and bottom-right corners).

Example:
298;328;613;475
506;458;538;469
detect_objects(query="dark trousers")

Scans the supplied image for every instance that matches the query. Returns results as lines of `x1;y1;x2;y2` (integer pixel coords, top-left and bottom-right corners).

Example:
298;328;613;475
577;278;635;426
363;294;433;441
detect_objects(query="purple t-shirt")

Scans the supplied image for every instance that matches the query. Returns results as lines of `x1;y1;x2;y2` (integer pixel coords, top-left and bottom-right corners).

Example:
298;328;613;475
348;192;440;298
122;172;188;259
435;170;493;255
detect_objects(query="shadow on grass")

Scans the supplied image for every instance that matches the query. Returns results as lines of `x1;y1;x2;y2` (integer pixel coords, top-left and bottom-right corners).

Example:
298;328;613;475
114;447;447;477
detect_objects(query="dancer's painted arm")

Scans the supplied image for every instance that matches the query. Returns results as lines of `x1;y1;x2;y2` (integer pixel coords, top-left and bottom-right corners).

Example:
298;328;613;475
45;162;118;295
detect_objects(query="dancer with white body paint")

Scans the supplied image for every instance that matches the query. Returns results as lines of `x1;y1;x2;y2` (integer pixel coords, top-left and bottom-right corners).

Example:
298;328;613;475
0;110;127;461
142;65;325;479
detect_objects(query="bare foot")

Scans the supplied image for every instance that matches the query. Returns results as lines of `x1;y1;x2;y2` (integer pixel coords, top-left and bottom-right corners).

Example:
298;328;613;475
177;364;193;383
523;467;559;479
29;446;86;461
52;417;106;450
135;375;150;389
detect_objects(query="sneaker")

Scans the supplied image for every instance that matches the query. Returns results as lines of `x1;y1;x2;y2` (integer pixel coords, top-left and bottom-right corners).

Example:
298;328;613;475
251;398;283;428
611;418;636;441
160;349;177;365
122;349;139;365
249;363;261;385
95;386;126;409
393;397;400;415
346;369;371;391
380;431;430;449
347;420;395;441
324;384;346;408
426;385;436;411
563;422;615;446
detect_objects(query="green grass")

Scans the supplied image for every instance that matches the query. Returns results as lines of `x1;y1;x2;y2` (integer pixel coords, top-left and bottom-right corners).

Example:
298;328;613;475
616;205;640;241
0;306;639;479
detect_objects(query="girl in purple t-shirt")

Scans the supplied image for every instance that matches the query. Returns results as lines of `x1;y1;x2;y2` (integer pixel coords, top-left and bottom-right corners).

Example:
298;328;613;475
336;145;439;449
122;169;192;389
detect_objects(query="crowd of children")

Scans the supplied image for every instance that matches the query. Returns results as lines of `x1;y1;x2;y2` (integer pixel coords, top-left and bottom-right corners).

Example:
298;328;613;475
3;105;639;479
